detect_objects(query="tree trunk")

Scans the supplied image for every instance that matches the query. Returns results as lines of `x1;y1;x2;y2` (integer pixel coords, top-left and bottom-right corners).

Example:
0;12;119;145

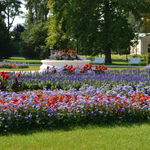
7;4;10;31
60;20;68;50
29;6;34;24
104;0;112;64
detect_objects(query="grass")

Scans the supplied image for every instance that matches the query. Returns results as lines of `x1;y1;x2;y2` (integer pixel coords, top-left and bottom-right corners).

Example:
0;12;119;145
1;54;147;66
86;54;147;66
0;122;150;150
0;65;40;71
1;57;42;64
0;55;146;71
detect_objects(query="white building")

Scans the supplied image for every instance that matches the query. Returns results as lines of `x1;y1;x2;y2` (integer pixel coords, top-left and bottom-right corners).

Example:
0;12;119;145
130;33;150;55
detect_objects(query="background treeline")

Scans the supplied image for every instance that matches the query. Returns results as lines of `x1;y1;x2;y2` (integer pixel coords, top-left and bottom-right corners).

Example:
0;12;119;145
0;0;150;63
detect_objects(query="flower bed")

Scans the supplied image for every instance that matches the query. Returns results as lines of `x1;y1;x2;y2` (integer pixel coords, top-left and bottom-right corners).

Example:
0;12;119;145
0;65;150;132
0;61;29;68
0;89;150;132
49;49;81;60
6;66;150;94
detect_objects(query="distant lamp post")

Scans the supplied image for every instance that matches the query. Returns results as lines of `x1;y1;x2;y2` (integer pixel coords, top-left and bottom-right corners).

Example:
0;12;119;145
50;47;54;58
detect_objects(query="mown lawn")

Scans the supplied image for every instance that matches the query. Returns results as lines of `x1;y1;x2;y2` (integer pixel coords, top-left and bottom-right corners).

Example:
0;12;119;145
0;122;150;150
0;65;40;71
1;57;42;64
1;54;147;66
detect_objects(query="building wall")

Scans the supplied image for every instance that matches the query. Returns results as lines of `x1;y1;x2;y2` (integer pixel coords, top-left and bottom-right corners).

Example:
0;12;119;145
130;37;150;55
141;38;150;54
130;40;141;55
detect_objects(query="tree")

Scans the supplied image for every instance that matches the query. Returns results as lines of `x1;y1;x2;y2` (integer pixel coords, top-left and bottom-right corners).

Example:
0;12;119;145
24;0;49;25
47;0;150;64
13;24;25;41
46;14;71;50
0;16;13;58
0;0;22;31
20;22;49;59
10;24;25;56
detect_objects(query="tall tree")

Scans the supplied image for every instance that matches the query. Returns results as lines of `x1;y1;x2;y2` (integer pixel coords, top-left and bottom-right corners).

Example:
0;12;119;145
20;22;49;59
0;0;22;31
47;0;150;64
0;16;12;58
24;0;49;24
13;24;25;42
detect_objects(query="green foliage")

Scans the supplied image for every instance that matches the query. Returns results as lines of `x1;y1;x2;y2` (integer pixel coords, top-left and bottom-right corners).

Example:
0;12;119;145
146;53;150;65
20;22;49;59
10;24;25;56
0;17;13;58
47;0;150;63
24;0;49;25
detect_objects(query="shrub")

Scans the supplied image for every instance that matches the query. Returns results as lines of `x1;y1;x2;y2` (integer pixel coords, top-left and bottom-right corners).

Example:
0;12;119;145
146;53;150;65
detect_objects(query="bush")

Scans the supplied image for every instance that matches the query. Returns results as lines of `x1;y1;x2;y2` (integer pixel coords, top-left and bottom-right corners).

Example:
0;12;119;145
132;54;141;58
146;53;150;65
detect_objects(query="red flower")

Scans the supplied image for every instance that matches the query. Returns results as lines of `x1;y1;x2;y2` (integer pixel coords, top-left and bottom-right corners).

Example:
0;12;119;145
64;65;68;68
71;67;76;72
12;65;17;68
68;65;73;69
12;98;19;104
83;64;88;69
3;74;9;80
88;63;93;69
95;65;98;69
47;66;50;69
0;71;6;76
17;73;21;78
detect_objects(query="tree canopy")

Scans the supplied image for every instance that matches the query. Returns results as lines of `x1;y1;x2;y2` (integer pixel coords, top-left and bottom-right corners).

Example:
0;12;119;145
47;0;150;64
0;0;22;31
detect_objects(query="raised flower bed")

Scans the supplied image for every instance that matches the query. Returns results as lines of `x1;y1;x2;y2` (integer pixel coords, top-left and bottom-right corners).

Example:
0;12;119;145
40;49;90;71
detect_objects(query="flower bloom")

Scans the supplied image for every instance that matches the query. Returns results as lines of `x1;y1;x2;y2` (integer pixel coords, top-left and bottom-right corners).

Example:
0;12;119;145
17;73;21;78
3;73;10;80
